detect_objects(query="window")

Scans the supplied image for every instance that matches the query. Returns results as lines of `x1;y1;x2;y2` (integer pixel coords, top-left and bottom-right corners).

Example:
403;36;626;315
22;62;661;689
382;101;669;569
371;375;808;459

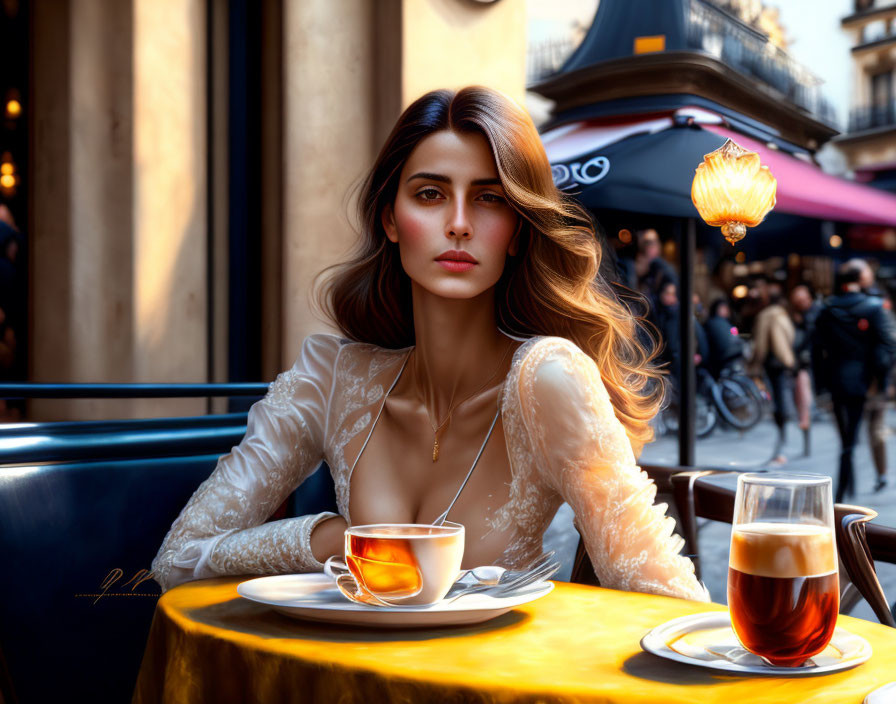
862;19;888;43
871;70;893;107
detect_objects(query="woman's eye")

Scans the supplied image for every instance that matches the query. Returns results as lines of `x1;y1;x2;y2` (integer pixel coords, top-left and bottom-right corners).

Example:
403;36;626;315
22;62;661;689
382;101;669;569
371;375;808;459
416;188;442;201
478;193;506;203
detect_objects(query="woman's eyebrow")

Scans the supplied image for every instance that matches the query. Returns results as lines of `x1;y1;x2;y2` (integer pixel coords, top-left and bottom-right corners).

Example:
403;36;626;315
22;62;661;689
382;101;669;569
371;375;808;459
406;172;501;187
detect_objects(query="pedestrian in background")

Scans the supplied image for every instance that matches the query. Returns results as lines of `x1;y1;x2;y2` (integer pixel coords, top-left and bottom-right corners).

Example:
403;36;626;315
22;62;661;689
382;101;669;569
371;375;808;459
655;281;708;389
790;284;820;457
703;298;744;378
812;260;896;501
850;258;893;491
751;282;795;465
634;228;677;324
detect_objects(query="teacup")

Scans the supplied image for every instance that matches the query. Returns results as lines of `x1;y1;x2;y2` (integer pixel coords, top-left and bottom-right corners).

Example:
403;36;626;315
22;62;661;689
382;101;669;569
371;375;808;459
324;522;464;606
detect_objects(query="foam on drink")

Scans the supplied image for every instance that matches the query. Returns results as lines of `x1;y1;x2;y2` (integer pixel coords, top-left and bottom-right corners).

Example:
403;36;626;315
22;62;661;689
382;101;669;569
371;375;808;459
729;522;837;578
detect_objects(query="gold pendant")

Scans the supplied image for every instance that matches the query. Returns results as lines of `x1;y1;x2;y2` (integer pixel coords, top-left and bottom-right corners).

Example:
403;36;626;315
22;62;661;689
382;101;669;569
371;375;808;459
432;437;439;462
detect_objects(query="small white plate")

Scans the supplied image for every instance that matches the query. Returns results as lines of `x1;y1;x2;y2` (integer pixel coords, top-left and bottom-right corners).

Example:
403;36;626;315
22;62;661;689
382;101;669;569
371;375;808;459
237;573;554;628
641;611;872;676
865;682;896;703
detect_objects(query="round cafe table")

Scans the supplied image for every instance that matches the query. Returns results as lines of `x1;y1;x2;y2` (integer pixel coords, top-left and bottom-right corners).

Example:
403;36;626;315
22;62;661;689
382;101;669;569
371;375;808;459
133;577;896;704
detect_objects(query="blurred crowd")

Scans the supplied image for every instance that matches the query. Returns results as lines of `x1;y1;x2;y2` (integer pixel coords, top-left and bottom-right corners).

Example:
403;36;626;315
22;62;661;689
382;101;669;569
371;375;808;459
615;228;896;503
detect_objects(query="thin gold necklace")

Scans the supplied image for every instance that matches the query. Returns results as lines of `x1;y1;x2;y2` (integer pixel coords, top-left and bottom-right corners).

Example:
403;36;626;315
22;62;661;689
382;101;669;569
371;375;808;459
417;339;514;462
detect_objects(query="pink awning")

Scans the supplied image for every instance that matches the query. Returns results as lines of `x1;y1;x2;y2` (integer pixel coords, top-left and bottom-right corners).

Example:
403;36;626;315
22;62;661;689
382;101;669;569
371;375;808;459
702;124;896;227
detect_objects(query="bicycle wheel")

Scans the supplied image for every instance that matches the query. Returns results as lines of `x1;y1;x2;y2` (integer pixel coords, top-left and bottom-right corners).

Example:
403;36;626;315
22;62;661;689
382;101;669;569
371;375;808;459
712;377;762;430
662;394;717;438
726;371;767;407
696;393;717;437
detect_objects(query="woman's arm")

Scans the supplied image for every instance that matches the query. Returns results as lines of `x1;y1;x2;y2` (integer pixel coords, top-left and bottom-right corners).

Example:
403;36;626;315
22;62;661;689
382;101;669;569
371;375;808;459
518;339;709;602
151;334;343;592
310;514;350;563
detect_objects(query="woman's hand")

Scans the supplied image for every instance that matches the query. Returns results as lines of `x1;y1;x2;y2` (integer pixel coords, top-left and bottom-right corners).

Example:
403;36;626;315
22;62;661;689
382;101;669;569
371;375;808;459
310;514;348;564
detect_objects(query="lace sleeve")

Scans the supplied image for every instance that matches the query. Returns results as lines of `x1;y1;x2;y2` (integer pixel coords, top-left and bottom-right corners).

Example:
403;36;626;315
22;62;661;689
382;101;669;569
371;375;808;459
151;334;342;592
518;338;709;602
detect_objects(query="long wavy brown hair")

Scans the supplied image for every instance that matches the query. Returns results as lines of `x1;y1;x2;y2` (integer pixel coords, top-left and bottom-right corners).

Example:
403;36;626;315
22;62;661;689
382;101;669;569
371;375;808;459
318;86;664;452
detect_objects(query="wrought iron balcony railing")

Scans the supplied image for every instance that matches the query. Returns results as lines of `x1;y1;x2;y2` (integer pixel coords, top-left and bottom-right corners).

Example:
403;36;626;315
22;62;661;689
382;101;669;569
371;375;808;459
849;101;896;132
686;0;839;126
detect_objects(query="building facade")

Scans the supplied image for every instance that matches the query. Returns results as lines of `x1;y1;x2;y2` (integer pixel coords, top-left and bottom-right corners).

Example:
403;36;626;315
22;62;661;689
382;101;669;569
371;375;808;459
835;0;896;193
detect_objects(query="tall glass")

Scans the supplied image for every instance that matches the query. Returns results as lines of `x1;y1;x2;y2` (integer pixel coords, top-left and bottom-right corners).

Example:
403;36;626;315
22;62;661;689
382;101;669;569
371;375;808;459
727;473;839;667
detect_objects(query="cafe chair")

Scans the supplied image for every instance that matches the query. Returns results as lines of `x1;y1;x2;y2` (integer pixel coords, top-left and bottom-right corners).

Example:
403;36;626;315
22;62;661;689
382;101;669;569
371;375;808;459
570;465;896;628
837;510;896;627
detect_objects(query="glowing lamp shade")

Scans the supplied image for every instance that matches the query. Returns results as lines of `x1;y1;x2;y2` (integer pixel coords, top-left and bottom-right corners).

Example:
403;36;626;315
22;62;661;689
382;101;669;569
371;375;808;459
691;139;776;245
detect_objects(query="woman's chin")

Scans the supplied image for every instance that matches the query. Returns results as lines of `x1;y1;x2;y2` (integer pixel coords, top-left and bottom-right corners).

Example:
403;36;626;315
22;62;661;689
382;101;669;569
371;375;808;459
414;282;497;302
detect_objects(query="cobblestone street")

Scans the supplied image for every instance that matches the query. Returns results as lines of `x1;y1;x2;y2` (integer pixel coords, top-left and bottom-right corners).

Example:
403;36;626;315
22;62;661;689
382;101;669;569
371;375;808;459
544;407;896;624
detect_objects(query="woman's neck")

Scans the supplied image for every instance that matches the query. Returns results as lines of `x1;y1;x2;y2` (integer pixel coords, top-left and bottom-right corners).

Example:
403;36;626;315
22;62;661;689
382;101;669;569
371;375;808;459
409;281;511;422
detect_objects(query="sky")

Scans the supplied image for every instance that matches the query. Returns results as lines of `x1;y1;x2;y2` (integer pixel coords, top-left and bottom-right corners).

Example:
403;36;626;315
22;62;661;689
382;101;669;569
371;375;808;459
774;0;855;129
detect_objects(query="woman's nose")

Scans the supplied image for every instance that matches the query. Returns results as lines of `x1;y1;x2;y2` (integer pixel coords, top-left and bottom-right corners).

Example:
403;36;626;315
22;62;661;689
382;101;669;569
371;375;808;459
447;202;472;239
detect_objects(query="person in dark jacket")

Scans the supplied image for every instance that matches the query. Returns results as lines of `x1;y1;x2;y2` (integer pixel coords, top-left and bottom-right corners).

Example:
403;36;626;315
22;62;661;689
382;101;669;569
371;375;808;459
634;228;678;324
656;282;708;389
851;259;892;491
812;260;896;502
703;298;744;377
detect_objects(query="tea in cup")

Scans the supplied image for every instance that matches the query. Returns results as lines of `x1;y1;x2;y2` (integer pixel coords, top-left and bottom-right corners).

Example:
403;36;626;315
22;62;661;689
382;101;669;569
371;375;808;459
325;522;464;606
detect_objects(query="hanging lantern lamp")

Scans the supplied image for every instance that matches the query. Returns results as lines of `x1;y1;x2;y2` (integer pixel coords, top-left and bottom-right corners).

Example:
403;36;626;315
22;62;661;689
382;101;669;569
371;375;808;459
691;139;777;245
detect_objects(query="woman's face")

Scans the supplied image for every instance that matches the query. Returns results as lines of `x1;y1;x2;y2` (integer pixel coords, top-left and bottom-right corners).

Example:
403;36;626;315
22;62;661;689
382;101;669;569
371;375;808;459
382;129;520;301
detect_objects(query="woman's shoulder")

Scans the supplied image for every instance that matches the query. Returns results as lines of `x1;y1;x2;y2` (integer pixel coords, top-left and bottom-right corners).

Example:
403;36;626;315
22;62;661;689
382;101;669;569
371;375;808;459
297;333;408;365
514;335;592;373
297;334;411;395
509;335;600;400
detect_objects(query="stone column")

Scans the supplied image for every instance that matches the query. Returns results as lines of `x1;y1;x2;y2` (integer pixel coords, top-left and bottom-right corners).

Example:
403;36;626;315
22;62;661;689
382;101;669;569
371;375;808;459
31;0;207;419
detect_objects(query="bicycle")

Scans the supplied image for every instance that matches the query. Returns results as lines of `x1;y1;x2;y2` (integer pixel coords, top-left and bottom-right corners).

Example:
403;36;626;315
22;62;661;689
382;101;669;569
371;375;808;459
660;379;718;438
704;366;764;431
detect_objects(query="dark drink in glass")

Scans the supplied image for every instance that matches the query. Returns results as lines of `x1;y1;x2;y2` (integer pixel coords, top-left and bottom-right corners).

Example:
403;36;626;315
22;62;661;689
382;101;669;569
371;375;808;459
728;522;838;666
727;474;838;667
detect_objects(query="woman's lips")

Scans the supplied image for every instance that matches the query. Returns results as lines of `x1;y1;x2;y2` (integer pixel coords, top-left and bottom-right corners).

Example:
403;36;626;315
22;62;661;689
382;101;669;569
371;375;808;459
435;250;477;272
437;260;476;272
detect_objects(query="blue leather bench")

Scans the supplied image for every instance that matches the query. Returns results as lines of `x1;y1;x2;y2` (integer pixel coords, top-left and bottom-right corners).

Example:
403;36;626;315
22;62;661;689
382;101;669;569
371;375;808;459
0;392;337;704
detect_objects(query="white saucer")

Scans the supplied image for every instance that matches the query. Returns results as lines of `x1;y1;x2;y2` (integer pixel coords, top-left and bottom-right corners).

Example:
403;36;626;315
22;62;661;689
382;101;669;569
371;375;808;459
237;573;554;628
865;682;896;703
641;611;872;676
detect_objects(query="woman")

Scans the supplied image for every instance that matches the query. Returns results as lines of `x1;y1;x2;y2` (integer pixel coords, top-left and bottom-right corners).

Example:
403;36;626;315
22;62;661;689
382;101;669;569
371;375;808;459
152;87;707;602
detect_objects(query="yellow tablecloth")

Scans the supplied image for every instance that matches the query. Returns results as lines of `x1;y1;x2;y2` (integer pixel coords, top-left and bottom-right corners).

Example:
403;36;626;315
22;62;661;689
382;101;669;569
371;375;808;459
133;577;896;703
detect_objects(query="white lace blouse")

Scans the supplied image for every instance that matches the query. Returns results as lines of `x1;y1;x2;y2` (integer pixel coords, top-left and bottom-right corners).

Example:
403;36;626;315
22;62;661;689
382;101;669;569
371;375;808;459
151;334;708;601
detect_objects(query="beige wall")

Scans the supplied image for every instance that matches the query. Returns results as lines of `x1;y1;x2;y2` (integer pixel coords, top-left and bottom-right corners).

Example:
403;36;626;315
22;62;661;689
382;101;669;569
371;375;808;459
281;0;527;367
402;0;527;108
281;1;379;367
838;137;896;170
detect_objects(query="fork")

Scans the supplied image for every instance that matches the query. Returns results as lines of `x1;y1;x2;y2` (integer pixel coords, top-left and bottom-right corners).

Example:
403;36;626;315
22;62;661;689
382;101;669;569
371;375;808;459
333;551;559;608
455;550;556;588
445;557;561;603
